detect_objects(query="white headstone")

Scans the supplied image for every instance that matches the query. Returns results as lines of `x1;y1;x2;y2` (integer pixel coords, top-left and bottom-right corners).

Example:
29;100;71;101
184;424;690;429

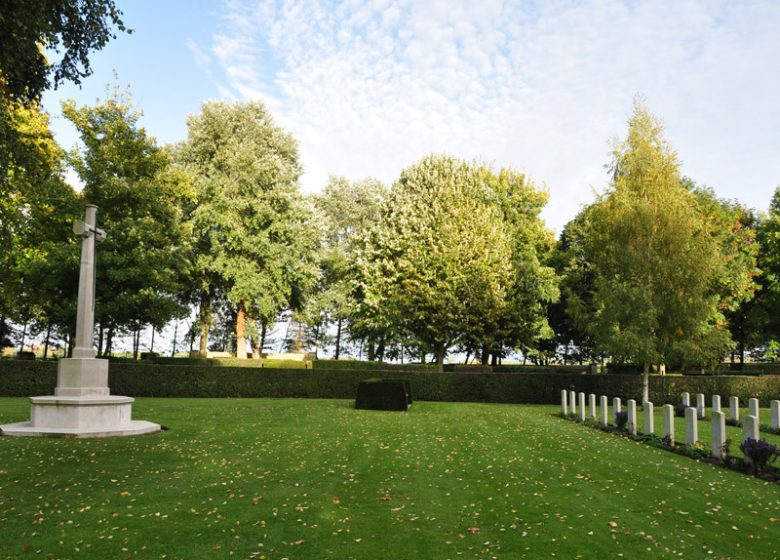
662;404;675;445
729;396;740;422
748;398;759;422
743;414;759;442
578;392;586;422
600;395;608;426
696;393;706;419
561;389;568;415
613;397;621;423
685;407;698;445
712;394;721;414
681;392;690;407
644;401;654;434
589;394;597;420
771;400;780;430
570;391;577;415
711;410;726;459
627;399;637;435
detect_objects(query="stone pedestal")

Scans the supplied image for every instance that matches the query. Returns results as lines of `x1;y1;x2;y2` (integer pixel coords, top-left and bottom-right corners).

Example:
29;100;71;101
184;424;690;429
1;358;160;438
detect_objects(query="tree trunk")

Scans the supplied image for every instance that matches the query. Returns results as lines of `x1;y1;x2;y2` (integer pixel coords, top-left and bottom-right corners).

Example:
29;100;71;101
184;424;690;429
491;352;498;367
376;337;385;362
105;326;114;357
434;343;445;372
480;345;489;365
251;335;261;359
171;322;178;357
235;300;247;359
198;292;210;357
367;338;376;361
97;323;104;356
464;349;470;364
334;319;342;360
738;337;745;371
150;326;155;353
43;324;51;359
133;329;140;360
642;363;650;404
19;322;27;352
259;322;267;356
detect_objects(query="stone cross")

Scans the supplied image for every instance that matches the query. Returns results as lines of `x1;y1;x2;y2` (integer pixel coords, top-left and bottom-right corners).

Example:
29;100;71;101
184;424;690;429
72;205;106;359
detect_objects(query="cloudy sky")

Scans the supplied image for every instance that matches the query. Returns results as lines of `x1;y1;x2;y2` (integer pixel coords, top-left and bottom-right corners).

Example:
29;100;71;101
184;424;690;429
43;0;780;232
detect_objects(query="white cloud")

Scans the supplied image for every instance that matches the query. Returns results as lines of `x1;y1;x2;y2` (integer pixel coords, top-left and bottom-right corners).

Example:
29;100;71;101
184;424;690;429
209;0;780;231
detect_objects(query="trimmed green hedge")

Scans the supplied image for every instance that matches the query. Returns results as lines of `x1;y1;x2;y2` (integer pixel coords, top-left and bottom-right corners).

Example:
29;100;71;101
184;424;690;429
1;360;779;405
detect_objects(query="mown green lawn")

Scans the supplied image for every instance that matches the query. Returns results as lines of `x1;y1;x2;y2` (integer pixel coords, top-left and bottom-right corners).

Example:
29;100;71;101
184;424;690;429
1;398;779;559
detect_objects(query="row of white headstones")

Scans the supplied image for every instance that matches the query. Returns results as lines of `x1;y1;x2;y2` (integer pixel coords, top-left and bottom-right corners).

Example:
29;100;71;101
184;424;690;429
561;389;780;459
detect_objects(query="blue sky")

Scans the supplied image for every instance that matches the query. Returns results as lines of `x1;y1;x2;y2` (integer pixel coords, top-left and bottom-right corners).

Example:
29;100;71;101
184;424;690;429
42;0;780;232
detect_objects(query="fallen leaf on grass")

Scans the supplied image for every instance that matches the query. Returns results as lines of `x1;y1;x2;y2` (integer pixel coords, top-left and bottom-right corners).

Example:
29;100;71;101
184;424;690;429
467;527;480;534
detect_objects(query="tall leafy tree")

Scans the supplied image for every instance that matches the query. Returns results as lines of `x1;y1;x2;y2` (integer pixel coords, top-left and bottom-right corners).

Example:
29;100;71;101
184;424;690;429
63;90;192;355
0;99;77;348
178;100;318;358
753;187;780;354
309;177;388;359
356;154;513;369
475;167;559;365
0;0;127;102
579;101;730;399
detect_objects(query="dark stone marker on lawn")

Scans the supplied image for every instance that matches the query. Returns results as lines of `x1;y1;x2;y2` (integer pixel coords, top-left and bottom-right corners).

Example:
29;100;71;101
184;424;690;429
355;378;412;411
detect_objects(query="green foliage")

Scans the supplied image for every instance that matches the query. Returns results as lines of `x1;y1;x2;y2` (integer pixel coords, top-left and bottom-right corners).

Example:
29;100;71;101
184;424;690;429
62;89;192;345
355;155;514;368
0;0;128;102
3;360;780;404
567;101;737;371
308;177;388;358
0;97;79;344
178;100;318;356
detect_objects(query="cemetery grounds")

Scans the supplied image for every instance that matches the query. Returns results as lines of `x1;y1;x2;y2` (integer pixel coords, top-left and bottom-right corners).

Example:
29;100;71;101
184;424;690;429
1;398;779;559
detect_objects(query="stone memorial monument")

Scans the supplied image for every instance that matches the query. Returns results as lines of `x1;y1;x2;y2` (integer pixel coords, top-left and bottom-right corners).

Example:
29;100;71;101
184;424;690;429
1;205;161;437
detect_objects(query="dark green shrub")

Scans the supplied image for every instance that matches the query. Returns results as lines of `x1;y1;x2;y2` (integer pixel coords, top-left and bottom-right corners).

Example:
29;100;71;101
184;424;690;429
355;379;409;411
1;360;780;404
16;351;35;360
615;411;628;431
